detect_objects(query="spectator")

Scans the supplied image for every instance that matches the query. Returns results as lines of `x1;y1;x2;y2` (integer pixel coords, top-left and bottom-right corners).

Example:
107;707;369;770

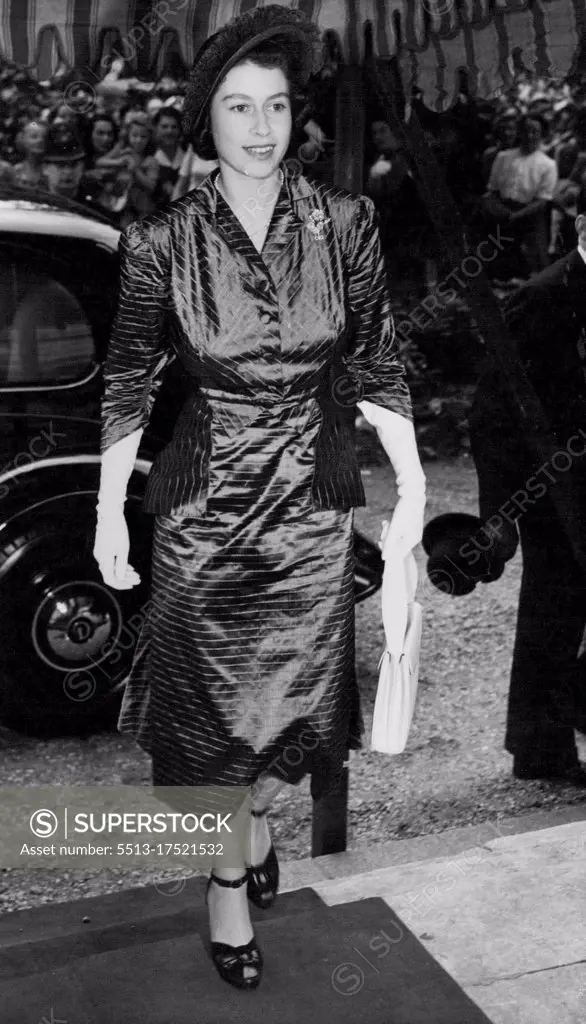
78;114;121;213
481;114;518;182
44;102;85;137
40;125;86;200
85;114;118;167
151;106;185;202
366;117;434;298
548;109;586;257
95;111;159;224
481;114;557;275
543;100;576;166
367;120;412;201
172;144;217;199
563;126;586;195
3;119;48;188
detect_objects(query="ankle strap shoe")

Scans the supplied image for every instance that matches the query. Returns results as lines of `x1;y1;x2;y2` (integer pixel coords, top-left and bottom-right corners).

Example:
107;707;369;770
206;872;263;989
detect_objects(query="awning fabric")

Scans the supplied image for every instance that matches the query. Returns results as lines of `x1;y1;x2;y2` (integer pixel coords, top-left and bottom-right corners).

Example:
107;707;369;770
0;0;584;110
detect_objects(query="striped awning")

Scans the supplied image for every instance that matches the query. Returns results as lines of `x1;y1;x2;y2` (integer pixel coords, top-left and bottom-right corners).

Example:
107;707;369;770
0;0;584;110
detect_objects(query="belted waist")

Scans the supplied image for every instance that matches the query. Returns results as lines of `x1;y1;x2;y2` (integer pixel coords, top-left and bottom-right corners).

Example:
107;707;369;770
195;386;324;409
143;379;367;515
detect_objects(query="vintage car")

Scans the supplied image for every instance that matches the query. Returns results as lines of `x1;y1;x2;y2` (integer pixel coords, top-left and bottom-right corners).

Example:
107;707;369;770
0;184;383;737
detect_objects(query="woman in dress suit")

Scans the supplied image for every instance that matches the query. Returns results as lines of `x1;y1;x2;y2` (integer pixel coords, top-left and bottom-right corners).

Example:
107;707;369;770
93;5;426;991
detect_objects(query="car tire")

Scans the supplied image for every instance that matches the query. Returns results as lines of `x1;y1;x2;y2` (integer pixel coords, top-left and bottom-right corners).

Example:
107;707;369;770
0;493;153;738
353;529;383;603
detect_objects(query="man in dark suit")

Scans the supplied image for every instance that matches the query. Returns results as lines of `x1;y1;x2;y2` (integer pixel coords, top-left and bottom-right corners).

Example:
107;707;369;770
426;195;586;784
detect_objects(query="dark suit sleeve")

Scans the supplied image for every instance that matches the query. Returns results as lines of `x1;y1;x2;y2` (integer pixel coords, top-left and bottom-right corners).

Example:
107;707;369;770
503;276;580;427
100;219;172;453
342;196;413;419
502;280;547;371
469;366;527;529
466;286;540;560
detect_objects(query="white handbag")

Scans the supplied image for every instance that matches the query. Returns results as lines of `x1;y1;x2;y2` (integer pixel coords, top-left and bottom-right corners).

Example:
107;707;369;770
371;548;423;755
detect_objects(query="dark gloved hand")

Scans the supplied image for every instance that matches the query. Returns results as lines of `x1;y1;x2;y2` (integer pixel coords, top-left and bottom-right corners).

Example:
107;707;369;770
422;513;518;597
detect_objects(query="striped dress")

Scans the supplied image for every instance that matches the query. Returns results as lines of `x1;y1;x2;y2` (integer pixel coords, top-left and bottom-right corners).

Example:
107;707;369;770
102;166;412;799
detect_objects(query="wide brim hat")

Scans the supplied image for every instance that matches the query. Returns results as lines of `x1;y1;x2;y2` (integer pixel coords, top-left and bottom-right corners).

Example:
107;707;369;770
183;4;323;140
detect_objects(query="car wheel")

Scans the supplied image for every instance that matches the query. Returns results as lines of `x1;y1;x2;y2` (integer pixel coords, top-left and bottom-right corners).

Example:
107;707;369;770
353;529;383;603
0;494;152;737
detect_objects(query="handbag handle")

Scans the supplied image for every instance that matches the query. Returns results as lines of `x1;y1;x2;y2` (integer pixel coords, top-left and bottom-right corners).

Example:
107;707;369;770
381;548;418;657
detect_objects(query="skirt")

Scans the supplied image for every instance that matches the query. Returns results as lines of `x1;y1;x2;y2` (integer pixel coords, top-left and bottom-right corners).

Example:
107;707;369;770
117;503;363;800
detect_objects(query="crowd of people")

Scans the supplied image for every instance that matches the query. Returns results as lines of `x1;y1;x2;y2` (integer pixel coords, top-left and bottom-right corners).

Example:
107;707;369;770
1;54;586;281
0;59;221;226
366;74;586;285
0;54;335;227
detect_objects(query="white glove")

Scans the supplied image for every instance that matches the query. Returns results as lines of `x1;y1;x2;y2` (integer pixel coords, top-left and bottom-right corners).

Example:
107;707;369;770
93;429;143;590
93;509;141;590
357;401;426;558
379;499;425;561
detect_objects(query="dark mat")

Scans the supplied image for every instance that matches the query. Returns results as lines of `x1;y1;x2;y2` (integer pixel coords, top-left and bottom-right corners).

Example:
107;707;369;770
0;885;323;980
0;875;321;946
1;896;494;1024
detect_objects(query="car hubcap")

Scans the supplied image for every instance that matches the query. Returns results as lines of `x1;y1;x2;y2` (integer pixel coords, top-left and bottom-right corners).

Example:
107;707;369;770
31;579;123;671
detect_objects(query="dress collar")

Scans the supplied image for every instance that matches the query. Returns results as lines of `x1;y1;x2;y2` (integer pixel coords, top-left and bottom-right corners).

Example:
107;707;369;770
187;160;315;229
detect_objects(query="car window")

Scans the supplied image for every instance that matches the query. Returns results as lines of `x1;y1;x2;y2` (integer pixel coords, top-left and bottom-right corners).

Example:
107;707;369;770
0;258;95;385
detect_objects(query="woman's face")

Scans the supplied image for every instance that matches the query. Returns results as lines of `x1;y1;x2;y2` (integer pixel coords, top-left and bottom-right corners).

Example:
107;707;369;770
210;60;292;180
92;119;115;154
127;123;149;153
155;113;180;149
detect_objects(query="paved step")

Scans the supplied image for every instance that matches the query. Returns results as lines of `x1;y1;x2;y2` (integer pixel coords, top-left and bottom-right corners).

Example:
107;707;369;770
276;803;586;891
2;810;584;1023
305;818;586;1024
1;897;493;1024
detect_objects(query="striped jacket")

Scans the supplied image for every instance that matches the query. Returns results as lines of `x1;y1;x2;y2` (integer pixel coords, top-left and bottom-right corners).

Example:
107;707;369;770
100;162;412;514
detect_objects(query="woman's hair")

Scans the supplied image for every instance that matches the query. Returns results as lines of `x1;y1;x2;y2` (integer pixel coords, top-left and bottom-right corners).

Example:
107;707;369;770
191;41;311;160
86;113;119;156
119;111;155;154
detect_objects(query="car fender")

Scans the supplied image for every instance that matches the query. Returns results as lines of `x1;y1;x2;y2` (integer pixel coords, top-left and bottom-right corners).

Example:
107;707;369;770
0;454;153;532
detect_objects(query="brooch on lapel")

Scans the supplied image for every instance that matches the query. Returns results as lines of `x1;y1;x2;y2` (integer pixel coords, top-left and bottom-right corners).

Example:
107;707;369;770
305;209;330;240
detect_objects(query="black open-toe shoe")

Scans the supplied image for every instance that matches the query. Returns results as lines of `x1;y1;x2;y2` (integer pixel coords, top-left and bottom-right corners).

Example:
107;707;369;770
205;871;263;990
247;807;279;910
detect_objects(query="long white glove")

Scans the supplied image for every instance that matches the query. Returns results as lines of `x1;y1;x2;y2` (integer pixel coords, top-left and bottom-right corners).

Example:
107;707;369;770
357;401;426;559
93;428;143;590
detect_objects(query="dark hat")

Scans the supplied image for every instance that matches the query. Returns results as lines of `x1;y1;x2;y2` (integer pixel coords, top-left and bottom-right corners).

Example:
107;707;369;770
421;512;506;597
43;124;85;163
182;4;322;140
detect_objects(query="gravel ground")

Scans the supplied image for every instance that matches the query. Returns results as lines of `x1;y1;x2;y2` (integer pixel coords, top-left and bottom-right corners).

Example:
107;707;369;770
1;451;585;915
